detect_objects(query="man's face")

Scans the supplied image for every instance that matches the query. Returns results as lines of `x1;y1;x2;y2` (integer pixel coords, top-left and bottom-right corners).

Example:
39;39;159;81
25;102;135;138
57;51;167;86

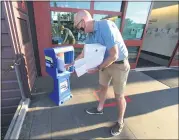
74;19;85;34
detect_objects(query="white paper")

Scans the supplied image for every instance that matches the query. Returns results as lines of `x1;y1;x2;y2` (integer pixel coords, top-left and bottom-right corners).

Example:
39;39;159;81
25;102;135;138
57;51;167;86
74;58;87;77
84;44;106;70
75;64;87;77
74;58;85;68
74;44;106;77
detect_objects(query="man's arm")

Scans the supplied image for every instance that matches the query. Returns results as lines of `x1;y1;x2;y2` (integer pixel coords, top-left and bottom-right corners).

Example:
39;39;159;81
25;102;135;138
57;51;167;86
99;45;118;70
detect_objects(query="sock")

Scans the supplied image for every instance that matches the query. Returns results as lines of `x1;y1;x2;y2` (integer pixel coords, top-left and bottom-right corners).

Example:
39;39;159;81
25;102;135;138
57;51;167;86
118;119;124;124
97;106;103;112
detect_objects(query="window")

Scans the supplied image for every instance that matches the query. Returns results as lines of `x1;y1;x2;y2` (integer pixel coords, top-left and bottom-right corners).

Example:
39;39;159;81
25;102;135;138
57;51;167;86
127;46;139;63
93;14;121;28
122;2;151;40
18;18;30;44
50;1;90;9
51;11;87;45
94;2;122;12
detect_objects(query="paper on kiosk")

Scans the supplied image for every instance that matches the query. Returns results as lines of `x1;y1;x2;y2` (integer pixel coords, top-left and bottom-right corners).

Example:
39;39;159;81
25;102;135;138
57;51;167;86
74;44;106;77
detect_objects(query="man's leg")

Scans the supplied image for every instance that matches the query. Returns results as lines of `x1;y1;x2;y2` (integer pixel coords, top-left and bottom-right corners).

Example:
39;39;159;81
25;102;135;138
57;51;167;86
116;94;126;124
110;62;130;136
110;93;127;136
97;84;108;111
86;69;111;115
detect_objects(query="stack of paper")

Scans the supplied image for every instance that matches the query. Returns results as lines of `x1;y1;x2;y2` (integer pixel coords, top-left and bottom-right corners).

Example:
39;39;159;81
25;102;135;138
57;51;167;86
74;44;106;77
74;58;87;77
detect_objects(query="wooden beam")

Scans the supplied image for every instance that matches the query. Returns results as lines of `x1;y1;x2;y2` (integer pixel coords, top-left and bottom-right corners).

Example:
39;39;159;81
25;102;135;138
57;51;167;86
120;1;128;33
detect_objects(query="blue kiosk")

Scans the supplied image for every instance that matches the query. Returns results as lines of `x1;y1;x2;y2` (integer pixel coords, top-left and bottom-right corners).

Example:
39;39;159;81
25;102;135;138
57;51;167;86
44;46;74;105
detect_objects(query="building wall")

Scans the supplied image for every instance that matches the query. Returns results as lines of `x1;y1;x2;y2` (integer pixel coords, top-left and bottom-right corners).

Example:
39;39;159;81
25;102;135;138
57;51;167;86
26;1;41;76
152;1;178;9
1;2;22;138
142;3;178;57
33;2;51;76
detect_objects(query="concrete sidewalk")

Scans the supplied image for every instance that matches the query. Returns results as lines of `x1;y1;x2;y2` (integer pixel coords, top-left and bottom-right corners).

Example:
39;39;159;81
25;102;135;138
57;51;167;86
19;70;178;139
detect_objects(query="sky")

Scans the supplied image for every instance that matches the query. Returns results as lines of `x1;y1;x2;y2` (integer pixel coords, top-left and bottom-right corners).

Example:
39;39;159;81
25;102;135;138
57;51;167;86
126;2;151;24
50;1;151;24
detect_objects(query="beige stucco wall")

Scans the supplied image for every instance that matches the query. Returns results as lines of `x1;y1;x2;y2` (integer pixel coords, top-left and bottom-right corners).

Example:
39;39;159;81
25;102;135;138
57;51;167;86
142;3;178;57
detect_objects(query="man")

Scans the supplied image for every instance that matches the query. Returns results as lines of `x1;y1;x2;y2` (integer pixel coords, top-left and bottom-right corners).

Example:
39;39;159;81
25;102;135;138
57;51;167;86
60;25;76;44
73;10;130;136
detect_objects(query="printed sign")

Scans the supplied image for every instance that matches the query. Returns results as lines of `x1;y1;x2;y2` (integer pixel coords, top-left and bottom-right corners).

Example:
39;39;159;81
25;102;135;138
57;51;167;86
45;56;53;63
45;56;54;68
60;80;68;93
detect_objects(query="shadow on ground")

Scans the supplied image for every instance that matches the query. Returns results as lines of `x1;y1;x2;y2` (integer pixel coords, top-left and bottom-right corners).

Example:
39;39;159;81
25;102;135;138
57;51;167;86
142;69;179;88
20;87;178;139
30;69;179;97
137;57;162;67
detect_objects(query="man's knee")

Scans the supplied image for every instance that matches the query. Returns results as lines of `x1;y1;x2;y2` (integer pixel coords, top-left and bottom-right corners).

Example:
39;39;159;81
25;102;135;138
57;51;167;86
115;94;125;100
100;84;108;92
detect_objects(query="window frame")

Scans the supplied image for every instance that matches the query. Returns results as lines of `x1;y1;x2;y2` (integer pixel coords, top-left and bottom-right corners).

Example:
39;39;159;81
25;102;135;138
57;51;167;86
168;41;179;67
49;1;123;48
48;1;153;69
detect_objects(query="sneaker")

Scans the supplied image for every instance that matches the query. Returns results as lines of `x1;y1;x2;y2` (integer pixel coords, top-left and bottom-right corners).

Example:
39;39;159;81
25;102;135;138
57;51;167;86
111;122;124;136
85;107;103;115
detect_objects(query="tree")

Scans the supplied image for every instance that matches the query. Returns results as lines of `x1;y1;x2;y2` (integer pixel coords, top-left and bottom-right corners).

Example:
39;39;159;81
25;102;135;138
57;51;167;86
125;18;134;26
54;2;57;7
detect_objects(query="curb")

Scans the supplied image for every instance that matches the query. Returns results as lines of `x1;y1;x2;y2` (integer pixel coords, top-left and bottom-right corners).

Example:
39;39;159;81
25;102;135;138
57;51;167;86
134;66;177;72
4;98;30;140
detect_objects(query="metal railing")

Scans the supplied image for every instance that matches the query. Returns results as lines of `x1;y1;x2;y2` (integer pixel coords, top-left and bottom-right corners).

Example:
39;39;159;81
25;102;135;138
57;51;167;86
3;56;26;100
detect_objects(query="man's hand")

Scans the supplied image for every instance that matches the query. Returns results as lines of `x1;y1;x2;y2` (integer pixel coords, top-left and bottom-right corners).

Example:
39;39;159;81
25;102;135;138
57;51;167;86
65;62;74;70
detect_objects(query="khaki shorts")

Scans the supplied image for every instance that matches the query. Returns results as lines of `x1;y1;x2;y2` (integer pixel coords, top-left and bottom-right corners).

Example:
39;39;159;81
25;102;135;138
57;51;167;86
99;59;130;98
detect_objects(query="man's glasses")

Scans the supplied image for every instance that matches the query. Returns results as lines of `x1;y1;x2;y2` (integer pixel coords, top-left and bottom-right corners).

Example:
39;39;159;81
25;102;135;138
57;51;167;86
74;19;83;29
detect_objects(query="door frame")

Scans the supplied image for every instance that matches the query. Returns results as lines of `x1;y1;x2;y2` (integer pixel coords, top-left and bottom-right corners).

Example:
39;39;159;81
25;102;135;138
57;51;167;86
168;41;179;67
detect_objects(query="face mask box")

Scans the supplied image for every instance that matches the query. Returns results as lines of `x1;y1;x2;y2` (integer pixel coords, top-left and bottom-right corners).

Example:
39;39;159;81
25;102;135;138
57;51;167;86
74;44;106;77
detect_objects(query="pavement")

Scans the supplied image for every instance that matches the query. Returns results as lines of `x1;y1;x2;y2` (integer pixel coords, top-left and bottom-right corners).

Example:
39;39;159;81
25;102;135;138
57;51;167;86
19;69;179;139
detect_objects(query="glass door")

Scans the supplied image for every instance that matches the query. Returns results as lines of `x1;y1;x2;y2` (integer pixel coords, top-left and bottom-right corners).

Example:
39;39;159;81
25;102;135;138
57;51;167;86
122;2;152;68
